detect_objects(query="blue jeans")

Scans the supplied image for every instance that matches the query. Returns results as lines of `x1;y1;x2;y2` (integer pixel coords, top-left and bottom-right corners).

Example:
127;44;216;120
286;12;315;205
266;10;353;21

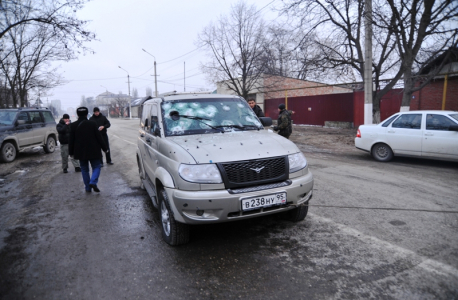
79;159;102;191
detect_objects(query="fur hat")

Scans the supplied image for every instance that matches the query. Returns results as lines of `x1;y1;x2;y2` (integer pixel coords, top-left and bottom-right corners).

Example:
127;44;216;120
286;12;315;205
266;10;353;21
278;104;286;110
76;107;89;117
63;114;70;119
93;107;100;112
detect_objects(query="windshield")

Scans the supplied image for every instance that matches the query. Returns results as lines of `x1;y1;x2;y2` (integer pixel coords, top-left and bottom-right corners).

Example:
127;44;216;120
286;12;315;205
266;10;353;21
162;98;262;136
0;110;17;126
450;114;458;122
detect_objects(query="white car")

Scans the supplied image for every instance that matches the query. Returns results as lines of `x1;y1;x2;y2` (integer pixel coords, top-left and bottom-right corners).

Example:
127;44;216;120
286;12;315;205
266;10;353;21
355;110;458;162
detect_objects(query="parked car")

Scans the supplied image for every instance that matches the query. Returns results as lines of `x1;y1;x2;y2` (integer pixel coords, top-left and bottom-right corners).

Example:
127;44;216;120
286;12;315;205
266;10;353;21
136;93;314;245
355;110;458;162
0;107;58;163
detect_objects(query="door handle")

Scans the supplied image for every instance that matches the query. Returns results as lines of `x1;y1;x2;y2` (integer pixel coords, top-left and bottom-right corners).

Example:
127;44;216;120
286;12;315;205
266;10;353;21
140;133;145;137
387;130;395;133
146;138;151;143
26;125;32;129
41;124;45;127
425;133;433;136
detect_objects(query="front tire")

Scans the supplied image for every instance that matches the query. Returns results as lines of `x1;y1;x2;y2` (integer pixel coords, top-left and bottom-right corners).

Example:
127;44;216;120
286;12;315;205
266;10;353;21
43;136;56;153
158;188;190;246
0;142;17;163
284;204;308;222
371;143;393;162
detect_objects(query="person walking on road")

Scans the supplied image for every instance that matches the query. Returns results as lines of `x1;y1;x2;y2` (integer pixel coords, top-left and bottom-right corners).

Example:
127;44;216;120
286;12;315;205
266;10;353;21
69;107;108;193
247;98;265;118
89;107;113;166
56;114;81;173
273;104;292;139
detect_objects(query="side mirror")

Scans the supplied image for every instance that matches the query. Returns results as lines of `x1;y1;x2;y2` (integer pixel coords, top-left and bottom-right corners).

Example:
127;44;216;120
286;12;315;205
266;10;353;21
259;117;272;127
449;124;458;131
154;127;161;137
16;120;26;126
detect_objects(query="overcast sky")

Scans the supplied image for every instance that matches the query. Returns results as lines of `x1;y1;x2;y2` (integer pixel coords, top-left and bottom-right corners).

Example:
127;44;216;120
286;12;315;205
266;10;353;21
48;0;279;110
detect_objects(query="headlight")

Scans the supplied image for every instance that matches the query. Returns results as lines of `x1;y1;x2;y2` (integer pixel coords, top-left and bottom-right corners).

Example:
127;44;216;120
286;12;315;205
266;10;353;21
288;152;307;173
178;164;223;183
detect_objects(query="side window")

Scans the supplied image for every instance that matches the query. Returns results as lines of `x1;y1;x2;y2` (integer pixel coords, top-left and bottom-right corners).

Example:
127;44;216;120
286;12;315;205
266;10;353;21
426;114;456;131
29;111;42;123
391;114;422;129
382;115;400;127
150;104;160;136
41;111;54;123
142;105;151;132
17;112;29;123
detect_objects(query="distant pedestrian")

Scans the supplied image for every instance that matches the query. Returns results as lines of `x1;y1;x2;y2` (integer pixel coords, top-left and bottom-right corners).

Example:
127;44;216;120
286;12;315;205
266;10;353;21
69;107;108;193
56;114;81;173
89;107;113;166
273;104;292;139
247;98;265;118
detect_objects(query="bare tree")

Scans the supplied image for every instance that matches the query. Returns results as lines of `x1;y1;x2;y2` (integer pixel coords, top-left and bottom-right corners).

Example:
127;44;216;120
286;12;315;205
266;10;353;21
132;87;138;98
197;1;268;100
111;94;130;118
282;0;458;120
0;0;94;46
376;0;458;110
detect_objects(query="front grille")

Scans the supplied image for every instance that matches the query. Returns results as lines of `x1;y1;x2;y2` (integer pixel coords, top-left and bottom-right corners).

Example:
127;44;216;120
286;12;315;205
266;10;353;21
218;156;288;189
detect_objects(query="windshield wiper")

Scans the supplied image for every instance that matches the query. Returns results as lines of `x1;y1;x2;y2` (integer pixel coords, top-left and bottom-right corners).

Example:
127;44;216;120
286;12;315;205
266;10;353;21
169;111;224;133
215;124;260;131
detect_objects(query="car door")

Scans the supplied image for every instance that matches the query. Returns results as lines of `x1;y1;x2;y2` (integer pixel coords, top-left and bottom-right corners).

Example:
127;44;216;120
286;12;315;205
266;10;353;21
15;112;34;146
28;111;46;144
422;113;458;160
386;113;423;156
141;104;160;182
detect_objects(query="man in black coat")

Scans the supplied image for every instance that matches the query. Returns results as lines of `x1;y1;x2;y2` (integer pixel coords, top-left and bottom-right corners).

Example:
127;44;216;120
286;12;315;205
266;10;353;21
273;104;292;139
89;107;113;165
69;107;108;193
248;98;265;118
56;114;80;173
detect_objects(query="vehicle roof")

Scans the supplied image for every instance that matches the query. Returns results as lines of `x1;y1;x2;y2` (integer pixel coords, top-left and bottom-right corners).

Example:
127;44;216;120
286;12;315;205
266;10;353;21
143;93;243;105
0;107;50;111
395;110;457;114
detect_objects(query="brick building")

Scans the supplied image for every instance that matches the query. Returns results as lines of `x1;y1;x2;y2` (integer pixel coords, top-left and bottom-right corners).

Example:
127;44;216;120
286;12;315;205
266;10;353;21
217;74;352;112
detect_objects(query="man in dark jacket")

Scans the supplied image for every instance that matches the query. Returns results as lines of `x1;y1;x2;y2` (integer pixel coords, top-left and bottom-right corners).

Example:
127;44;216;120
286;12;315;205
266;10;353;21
56;114;80;173
69;107;108;193
248;98;265;118
89;107;113;166
273;104;292;139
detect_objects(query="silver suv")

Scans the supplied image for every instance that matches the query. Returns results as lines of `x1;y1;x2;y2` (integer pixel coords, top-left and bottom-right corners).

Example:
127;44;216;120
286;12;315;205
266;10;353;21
136;93;314;245
0;108;57;163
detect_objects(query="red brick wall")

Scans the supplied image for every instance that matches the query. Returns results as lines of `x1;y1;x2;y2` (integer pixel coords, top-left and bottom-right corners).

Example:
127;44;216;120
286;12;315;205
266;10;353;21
263;76;352;99
411;76;458;111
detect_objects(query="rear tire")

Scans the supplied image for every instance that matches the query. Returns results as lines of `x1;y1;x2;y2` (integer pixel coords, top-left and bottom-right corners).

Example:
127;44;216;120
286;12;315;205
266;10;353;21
371;143;393;162
0;142;17;163
43;136;56;153
158;188;190;246
284;204;308;222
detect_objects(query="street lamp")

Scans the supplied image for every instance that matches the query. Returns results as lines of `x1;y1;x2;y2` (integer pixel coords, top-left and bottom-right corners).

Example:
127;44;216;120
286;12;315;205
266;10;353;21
118;66;131;119
142;49;158;97
100;85;107;92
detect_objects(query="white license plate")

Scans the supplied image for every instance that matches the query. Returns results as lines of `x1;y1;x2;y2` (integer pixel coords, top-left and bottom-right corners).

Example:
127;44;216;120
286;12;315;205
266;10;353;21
241;192;287;211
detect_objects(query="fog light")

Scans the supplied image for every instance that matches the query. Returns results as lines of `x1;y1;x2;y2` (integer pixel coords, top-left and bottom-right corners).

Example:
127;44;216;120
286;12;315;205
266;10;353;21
196;209;204;216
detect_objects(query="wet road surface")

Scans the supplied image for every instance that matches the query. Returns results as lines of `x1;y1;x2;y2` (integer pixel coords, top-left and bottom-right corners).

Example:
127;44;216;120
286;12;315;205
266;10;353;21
0;118;457;299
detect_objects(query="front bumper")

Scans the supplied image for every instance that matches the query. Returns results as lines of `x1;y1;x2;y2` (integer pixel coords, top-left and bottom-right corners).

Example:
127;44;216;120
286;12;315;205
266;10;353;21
164;171;314;224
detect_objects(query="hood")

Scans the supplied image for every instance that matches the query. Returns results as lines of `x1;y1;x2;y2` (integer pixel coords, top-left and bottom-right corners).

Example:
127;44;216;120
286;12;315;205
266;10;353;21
168;130;300;164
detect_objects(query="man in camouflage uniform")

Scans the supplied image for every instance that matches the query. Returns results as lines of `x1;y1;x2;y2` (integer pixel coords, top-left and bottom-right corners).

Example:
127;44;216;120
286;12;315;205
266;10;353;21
273;104;292;139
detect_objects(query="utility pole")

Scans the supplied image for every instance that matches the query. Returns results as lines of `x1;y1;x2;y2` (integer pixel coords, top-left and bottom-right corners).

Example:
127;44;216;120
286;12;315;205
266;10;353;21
364;0;373;124
184;62;186;92
118;66;131;119
142;49;158;97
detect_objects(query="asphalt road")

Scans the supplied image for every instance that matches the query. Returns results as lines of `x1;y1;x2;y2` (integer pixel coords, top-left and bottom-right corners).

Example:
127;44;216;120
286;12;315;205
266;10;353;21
0;118;457;299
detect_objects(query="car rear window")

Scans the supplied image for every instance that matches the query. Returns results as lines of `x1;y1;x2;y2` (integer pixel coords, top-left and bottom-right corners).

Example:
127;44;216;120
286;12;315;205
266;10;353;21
42;111;55;123
449;114;458;122
381;115;399;127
